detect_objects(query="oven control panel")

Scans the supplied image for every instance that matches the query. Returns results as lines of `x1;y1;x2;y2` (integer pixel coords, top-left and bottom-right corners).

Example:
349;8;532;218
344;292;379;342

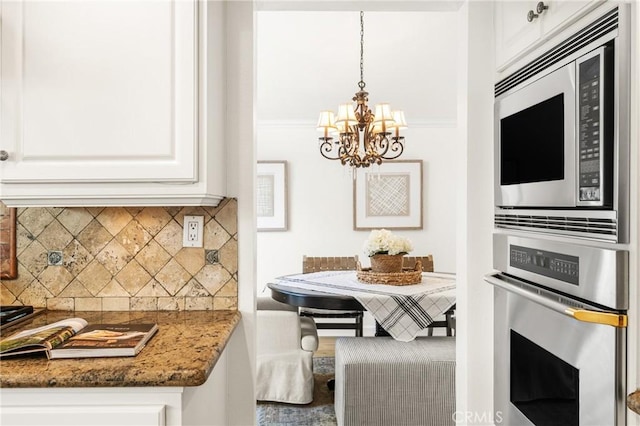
578;53;603;203
577;44;612;207
510;244;579;285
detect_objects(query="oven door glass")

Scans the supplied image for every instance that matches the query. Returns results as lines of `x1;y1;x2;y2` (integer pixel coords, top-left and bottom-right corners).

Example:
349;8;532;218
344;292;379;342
510;330;579;426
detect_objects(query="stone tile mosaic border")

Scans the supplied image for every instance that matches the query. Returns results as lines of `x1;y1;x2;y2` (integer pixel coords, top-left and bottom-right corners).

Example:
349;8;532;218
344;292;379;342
0;200;238;311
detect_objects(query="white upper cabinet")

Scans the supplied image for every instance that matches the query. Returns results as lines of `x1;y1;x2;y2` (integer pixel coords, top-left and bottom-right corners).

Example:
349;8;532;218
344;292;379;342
495;0;604;73
495;1;542;71
0;0;226;206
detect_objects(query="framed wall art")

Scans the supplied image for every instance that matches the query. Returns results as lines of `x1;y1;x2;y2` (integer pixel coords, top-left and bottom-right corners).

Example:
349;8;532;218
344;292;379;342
353;160;423;230
257;161;288;231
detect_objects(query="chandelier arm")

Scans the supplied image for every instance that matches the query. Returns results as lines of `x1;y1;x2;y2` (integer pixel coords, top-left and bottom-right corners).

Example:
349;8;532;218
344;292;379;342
346;130;361;164
380;137;405;160
373;134;390;157
348;130;368;168
337;132;360;166
319;139;342;161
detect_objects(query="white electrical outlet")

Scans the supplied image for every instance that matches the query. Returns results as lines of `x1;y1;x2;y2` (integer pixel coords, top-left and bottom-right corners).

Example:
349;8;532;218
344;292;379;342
183;215;204;247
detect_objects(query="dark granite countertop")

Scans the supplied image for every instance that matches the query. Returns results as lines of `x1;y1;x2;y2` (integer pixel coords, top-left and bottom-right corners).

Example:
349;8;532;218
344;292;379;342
0;310;241;388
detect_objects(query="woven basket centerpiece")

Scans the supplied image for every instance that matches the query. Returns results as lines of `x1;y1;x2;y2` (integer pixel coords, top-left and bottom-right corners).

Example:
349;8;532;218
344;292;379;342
356;259;423;286
370;254;405;273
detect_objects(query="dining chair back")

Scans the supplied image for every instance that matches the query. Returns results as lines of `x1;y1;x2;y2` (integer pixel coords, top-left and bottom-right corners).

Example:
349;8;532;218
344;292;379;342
403;255;434;272
300;255;364;337
302;255;359;273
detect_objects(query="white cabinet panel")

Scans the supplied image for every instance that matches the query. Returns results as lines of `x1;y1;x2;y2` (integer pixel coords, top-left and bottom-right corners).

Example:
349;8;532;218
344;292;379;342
1;0;196;183
495;0;604;73
0;349;229;425
0;0;226;206
2;405;165;426
541;0;601;35
495;1;541;70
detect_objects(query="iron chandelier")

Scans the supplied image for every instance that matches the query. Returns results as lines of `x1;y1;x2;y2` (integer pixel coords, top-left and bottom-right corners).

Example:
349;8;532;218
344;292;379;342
316;11;407;169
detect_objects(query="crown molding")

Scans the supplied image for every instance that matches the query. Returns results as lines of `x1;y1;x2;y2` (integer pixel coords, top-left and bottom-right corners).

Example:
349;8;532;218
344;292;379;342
257;118;458;129
256;1;464;12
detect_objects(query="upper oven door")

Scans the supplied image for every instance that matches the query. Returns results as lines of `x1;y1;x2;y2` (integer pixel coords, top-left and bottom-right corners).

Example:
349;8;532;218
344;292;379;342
495;62;576;208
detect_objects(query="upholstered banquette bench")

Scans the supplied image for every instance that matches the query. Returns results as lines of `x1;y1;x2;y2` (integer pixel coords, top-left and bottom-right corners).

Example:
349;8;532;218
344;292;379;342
334;336;455;426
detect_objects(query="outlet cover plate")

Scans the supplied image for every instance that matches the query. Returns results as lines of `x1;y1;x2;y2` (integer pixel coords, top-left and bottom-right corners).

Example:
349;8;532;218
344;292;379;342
183;215;204;247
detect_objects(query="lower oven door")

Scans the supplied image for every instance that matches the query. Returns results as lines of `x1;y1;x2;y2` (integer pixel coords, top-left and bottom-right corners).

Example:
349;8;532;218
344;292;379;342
486;273;626;426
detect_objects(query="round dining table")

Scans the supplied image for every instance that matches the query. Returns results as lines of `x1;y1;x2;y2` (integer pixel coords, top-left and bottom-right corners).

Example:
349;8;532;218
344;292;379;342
267;282;395;338
267;282;365;311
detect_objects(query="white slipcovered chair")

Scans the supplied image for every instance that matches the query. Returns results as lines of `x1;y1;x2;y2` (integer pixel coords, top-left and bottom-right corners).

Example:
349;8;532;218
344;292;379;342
256;295;319;404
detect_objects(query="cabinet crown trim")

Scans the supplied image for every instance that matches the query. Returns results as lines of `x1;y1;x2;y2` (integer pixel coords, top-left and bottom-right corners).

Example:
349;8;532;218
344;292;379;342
495;7;618;97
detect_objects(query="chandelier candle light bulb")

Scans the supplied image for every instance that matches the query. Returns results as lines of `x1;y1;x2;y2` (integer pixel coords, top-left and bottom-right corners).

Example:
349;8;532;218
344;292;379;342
336;104;358;126
316;111;337;140
390;110;408;139
372;103;394;133
316;11;407;169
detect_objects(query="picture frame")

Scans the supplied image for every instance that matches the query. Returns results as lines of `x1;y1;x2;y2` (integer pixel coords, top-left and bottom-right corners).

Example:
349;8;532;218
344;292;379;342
257;161;288;231
353;160;423;230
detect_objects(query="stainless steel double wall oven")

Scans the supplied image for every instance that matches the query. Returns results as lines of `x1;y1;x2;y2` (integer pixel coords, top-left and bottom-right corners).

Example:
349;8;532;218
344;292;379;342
488;5;631;426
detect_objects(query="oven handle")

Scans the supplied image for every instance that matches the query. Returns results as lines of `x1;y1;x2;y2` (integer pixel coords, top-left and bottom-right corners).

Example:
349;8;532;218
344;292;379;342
484;273;627;328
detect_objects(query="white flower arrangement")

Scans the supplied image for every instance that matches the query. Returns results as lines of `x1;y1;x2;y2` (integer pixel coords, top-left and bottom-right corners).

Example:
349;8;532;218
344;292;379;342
362;229;413;257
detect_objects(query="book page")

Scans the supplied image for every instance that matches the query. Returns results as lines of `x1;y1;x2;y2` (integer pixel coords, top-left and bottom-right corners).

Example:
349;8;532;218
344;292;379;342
55;324;155;350
4;318;88;340
0;318;88;356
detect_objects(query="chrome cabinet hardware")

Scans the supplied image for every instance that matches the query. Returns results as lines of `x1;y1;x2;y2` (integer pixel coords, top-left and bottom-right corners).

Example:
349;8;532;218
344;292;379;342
527;2;548;23
536;1;549;14
0;150;8;161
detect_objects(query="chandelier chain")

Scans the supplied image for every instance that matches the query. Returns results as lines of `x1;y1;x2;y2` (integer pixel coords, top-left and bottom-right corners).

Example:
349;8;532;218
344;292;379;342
358;11;365;90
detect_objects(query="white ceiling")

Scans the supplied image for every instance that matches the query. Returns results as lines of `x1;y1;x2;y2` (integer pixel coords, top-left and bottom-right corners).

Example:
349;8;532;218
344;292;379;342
256;11;459;124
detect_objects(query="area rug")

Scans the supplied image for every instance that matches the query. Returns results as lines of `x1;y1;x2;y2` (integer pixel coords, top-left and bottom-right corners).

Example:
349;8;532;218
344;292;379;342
257;357;337;426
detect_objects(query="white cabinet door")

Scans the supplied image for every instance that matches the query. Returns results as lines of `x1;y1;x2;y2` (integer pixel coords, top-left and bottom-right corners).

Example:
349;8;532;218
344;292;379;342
1;405;165;426
0;349;229;426
495;0;604;73
495;1;541;71
0;0;197;184
540;0;603;37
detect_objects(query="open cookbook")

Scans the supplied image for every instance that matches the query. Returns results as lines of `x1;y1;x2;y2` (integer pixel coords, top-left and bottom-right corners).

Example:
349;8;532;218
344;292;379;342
0;318;158;359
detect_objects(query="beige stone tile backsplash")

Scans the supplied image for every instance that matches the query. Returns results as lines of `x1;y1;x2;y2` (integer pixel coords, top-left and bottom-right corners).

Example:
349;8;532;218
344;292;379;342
0;200;238;311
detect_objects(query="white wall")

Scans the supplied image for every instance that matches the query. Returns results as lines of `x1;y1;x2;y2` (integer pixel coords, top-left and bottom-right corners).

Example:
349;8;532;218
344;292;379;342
256;124;458;289
256;11;459;124
256;11;459;293
224;2;256;425
456;1;496;424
